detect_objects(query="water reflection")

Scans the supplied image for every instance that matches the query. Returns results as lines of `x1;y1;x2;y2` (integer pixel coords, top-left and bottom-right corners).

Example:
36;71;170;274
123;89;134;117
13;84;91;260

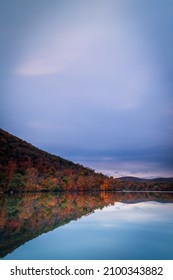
0;192;173;259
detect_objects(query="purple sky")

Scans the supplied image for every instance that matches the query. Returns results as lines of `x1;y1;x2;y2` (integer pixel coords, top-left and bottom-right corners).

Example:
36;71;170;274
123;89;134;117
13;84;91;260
0;0;173;178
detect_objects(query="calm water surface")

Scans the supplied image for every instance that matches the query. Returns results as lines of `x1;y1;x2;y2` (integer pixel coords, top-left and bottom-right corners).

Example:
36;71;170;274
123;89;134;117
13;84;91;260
0;192;173;259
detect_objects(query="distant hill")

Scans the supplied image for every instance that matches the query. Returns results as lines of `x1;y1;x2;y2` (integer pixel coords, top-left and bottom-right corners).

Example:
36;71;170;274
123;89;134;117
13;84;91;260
119;176;173;183
0;128;173;192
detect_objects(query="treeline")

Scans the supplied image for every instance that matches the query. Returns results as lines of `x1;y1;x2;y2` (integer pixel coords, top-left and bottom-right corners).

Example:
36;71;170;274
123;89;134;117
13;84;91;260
1;161;107;192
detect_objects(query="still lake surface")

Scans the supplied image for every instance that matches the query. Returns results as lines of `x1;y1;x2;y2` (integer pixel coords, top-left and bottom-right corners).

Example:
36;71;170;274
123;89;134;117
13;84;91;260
0;191;173;260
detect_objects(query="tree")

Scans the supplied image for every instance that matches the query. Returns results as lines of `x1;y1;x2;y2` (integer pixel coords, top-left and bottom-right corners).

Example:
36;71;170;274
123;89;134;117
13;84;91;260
100;180;109;191
25;167;39;191
7;161;16;183
9;173;25;192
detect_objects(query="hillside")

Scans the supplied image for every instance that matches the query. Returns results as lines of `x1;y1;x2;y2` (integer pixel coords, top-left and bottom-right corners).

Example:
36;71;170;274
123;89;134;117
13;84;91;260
0;128;92;173
0;128;173;192
0;128;106;192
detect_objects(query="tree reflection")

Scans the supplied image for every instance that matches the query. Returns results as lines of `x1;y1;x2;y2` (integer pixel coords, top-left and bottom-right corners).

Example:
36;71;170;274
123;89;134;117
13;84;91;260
0;191;173;258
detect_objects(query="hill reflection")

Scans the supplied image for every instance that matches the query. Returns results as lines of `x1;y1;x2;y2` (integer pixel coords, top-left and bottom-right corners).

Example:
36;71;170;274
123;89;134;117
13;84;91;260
0;191;173;258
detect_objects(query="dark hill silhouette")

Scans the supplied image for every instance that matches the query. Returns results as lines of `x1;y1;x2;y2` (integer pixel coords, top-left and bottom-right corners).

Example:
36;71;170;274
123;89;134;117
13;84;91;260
119;176;173;183
0;128;105;192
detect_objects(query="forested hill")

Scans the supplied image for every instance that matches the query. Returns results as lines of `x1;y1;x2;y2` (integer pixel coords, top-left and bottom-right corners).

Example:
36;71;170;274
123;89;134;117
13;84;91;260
0;128;172;192
0;128;106;192
0;128;90;172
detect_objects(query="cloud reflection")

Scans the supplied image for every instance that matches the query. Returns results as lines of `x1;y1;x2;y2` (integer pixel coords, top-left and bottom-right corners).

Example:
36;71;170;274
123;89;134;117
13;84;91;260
86;201;173;227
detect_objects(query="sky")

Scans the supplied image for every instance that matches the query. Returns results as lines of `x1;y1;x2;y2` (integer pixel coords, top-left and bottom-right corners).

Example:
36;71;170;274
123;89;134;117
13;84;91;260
0;0;173;178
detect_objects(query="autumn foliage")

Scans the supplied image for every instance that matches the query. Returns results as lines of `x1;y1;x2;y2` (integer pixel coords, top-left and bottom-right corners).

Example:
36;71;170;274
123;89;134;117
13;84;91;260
0;129;172;192
0;129;106;192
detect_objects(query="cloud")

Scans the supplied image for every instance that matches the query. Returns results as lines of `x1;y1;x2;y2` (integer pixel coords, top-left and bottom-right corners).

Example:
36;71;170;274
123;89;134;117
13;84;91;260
28;121;57;130
15;35;82;76
14;10;108;77
16;59;62;76
14;0;160;113
1;0;173;178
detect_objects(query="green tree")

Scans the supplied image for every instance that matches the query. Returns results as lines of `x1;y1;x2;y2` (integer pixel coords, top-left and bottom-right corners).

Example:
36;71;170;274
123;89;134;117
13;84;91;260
9;173;25;192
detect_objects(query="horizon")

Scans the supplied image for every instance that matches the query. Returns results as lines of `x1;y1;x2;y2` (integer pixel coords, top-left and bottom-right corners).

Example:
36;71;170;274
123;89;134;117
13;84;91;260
1;127;172;180
0;1;173;179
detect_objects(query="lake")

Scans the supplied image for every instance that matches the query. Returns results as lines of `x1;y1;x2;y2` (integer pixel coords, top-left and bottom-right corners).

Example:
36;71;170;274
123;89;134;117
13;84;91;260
0;192;173;260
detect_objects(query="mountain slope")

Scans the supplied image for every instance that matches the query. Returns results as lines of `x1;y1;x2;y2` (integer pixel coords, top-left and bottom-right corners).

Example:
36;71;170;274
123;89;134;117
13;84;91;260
0;128;87;172
0;128;105;192
0;128;172;192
